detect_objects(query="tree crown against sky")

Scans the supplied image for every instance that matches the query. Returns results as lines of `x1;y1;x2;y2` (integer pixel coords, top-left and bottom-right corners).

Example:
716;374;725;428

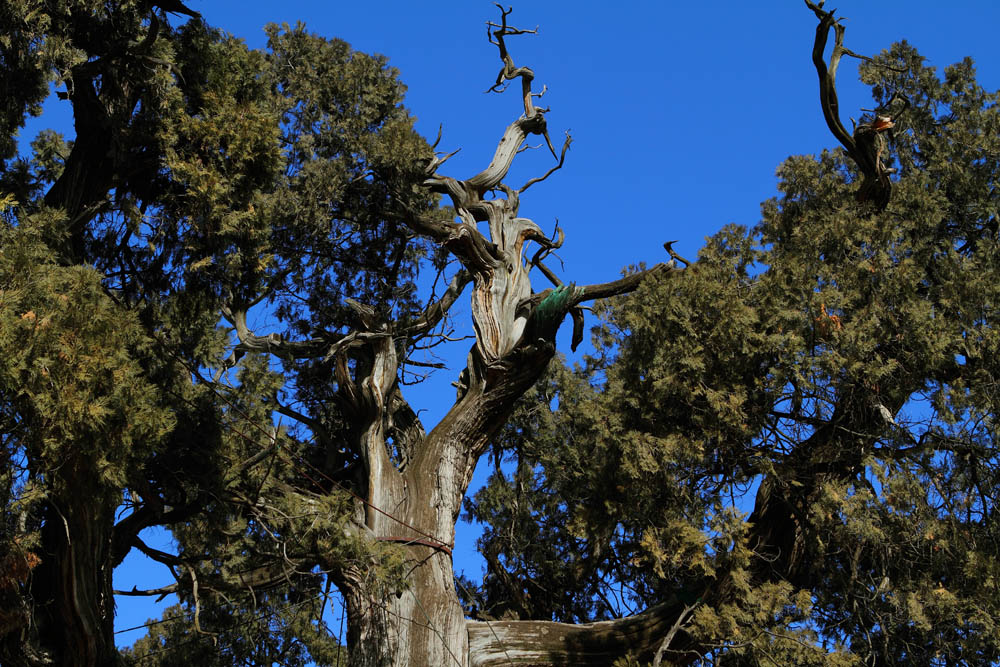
2;1;1000;666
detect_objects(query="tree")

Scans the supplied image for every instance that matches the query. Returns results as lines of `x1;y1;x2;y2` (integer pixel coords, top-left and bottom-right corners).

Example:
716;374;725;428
2;3;1000;667
462;4;1000;665
2;1;435;664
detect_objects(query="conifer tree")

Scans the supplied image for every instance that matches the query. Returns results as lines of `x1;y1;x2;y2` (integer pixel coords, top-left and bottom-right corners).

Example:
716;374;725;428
2;2;1000;666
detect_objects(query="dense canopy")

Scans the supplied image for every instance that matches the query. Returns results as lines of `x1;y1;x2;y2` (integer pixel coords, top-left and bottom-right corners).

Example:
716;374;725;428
1;1;999;666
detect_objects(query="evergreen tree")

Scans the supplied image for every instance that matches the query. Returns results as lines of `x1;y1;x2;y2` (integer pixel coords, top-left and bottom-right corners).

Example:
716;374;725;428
1;2;434;664
2;1;999;666
463;7;1000;665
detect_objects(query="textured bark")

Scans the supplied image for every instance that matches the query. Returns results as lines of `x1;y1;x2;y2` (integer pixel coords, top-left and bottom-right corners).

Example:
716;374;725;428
306;10;674;664
333;321;561;666
221;9;673;666
2;460;119;667
467;600;693;667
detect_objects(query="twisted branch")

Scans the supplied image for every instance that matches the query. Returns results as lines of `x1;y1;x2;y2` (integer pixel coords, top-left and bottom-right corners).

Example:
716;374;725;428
805;0;901;210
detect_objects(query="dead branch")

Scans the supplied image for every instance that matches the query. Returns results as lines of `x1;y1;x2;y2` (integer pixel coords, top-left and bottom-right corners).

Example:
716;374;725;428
653;603;699;667
519;131;572;193
399;204;464;245
533;259;562;288
530;239;566;290
221;302;388;366
487;3;540;119
528;224;564;274
400;269;472;338
663;240;691;268
187;565;217;638
805;0;900;210
113;584;179;600
572;263;671;304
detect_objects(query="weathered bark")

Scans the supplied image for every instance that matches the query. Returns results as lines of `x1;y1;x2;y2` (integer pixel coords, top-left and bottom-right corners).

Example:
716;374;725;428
1;460;119;667
215;8;675;666
302;10;674;665
805;0;905;211
331;316;562;665
467;599;695;667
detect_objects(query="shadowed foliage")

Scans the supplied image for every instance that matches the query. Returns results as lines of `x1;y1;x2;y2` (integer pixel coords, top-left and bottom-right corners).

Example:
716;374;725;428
2;2;1000;666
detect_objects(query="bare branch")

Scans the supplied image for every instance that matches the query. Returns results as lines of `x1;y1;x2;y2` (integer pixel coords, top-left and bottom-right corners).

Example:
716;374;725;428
272;399;323;434
132;535;190;568
487;4;541;119
187;565;217;637
663;240;692;267
402;359;447;370
570;307;585;352
221;302;387;365
529;223;565;285
805;0;855;153
653;603;699;667
805;0;902;210
427;147;461;174
533;259;562;288
465;114;549;193
113;584;178;600
399;204;463;244
519;131;572;193
572;263;671;305
222;303;327;359
401;269;472;338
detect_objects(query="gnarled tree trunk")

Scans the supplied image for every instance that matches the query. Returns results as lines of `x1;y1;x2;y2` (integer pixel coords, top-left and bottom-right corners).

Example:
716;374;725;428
225;8;675;666
311;9;671;666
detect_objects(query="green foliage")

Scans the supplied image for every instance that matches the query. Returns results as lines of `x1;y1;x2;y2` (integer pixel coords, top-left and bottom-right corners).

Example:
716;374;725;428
463;42;1000;664
0;2;434;663
6;1;1000;663
120;600;344;666
0;216;175;507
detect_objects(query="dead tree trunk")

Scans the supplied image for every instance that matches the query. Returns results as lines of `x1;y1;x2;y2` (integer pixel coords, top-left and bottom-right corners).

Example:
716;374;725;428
346;10;671;664
805;0;906;211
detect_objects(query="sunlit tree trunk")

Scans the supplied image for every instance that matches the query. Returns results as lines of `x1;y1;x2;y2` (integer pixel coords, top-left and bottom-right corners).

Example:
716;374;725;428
314;10;674;665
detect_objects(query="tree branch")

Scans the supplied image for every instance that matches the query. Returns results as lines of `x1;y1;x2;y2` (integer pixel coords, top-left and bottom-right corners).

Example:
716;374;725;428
487;4;541;119
113;584;178;601
519;131;572;193
222;302;386;364
805;0;856;155
468;598;695;667
573;263;671;305
400;269;472;338
805;0;900;210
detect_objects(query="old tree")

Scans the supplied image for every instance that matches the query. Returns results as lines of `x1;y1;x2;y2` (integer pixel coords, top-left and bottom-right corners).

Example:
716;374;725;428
2;1;1000;665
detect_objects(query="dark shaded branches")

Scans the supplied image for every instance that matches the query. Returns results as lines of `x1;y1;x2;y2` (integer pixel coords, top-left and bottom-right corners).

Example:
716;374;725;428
806;0;905;210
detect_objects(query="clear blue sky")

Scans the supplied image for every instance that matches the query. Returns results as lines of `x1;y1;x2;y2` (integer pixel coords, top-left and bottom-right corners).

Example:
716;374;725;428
19;0;1000;650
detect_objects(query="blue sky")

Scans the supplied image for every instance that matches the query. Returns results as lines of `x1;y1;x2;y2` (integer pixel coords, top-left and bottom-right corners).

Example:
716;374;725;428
18;0;1000;651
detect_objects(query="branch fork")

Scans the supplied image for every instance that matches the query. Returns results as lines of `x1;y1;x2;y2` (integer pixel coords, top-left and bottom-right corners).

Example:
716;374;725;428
805;0;909;211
